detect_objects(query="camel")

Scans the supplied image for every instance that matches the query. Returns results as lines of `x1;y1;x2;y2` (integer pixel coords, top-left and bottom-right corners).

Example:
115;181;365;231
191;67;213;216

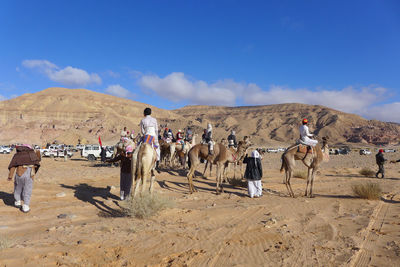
214;141;249;194
131;143;158;197
280;137;329;198
186;141;249;194
169;134;197;168
116;138;157;198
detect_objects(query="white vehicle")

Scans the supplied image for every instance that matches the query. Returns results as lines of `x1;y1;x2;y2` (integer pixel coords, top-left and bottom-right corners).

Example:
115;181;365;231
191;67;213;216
359;149;372;155
0;146;12;154
266;148;279;153
81;145;114;161
76;144;85;150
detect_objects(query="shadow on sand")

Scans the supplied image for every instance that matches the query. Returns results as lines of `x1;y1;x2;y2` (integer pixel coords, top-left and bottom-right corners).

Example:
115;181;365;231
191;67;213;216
60;183;125;217
0;191;15;207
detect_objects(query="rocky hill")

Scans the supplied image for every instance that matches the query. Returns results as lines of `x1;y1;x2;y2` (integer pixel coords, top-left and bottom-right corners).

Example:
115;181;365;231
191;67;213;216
0;87;398;146
0;87;198;145
174;104;400;146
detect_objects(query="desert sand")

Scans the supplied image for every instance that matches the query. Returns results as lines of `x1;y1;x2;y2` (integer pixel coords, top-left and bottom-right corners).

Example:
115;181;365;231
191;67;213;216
1;151;400;266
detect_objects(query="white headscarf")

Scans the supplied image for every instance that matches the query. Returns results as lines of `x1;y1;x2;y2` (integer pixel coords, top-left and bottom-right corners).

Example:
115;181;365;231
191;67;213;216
252;149;261;167
207;123;212;132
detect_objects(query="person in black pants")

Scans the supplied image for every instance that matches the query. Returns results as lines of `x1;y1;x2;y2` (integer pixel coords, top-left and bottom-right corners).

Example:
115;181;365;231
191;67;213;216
375;149;386;178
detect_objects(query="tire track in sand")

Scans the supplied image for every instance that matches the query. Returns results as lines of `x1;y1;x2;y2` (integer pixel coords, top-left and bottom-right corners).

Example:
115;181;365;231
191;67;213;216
349;192;397;267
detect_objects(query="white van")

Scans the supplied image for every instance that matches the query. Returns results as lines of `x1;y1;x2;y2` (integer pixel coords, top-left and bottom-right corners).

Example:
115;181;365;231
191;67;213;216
81;145;114;161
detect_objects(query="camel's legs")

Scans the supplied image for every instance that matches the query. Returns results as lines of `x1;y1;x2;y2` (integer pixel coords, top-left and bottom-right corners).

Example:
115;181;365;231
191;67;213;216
284;170;293;197
285;169;295;198
309;169;316;198
133;178;141;198
305;167;312;196
202;161;208;178
149;169;155;195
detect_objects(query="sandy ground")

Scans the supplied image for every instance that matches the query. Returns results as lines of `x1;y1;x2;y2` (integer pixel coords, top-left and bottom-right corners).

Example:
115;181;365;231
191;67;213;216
1;151;400;267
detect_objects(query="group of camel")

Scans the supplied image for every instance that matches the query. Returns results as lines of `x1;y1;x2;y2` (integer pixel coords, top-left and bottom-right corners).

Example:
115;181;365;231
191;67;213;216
117;132;330;199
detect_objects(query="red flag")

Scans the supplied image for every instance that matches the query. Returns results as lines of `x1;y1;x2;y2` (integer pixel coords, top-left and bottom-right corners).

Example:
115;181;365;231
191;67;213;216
98;136;102;147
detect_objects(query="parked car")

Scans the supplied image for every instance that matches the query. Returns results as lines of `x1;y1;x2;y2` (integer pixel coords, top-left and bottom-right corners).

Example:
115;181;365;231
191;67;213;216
384;148;397;153
0;146;12;154
359;149;372;155
76;144;85;150
266;148;279;153
81;145;114;161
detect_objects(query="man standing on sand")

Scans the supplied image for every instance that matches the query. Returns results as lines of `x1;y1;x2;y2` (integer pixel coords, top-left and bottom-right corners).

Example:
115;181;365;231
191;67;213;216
106;150;132;200
140;107;161;171
8;144;41;213
376;149;386;178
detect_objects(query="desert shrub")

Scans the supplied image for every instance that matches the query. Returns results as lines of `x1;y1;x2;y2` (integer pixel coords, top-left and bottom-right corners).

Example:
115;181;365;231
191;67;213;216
121;193;174;219
352;182;382;200
228;177;247;187
0;236;12;250
359;168;375;177
293;171;307;179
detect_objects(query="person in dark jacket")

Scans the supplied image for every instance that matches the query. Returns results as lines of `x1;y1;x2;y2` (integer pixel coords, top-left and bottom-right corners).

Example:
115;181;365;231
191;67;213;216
375;149;386;178
106;152;132;200
227;130;237;148
243;149;263;198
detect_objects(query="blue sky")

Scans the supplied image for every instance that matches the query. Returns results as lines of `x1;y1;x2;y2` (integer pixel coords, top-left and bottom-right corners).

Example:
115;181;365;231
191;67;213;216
1;0;399;122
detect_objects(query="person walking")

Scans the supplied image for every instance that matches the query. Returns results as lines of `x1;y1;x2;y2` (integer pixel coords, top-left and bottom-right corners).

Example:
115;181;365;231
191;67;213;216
7;144;41;213
376;149;386;178
243;149;263;198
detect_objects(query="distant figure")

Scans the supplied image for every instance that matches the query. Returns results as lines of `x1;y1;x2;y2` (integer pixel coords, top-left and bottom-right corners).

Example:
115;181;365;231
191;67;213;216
376;149;386;178
243;150;263;198
106;151;132;200
121;127;128;138
227;130;237;148
163;128;169;139
201;129;208;144
185;127;193;143
176;129;184;144
8;145;41;213
299;119;318;146
206;123;213;155
100;146;107;162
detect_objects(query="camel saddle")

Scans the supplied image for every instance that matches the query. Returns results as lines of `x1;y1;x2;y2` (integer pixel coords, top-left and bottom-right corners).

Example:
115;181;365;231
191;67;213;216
142;135;158;149
297;144;313;154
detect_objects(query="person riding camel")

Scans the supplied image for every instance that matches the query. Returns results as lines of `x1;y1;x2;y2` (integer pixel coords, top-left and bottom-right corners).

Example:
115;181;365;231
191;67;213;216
140;107;161;171
185;127;193;143
176;129;185;150
163;128;169;140
299;119;318;147
206;123;213;155
227;130;237;148
201;129;207;144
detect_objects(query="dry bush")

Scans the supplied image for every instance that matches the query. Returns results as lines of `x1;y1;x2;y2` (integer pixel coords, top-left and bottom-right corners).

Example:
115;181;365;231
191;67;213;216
352;182;382;200
121;193;174;219
0;236;12;250
228;177;247;187
293;171;307;179
359;168;375;177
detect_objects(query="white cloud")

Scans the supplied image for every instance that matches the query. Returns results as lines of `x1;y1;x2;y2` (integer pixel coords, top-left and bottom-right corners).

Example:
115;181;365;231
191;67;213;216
367;102;400;123
243;85;384;114
0;94;6;101
139;72;238;106
105;84;133;98
137;71;399;122
105;70;120;78
22;59;102;87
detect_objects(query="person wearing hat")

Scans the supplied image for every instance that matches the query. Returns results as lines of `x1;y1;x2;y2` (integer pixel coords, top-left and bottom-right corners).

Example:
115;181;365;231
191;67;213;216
299;118;318;146
176;129;185;149
375;149;386;178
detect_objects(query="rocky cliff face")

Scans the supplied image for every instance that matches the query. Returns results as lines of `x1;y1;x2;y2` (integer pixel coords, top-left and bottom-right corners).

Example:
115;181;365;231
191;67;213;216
0;87;398;146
